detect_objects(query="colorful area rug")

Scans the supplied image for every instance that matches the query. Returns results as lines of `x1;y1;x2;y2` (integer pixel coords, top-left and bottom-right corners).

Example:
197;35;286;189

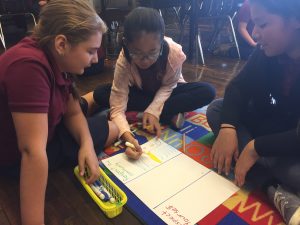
101;107;285;225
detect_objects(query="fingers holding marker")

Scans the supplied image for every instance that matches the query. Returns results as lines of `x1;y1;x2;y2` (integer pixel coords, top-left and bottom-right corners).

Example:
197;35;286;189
125;141;142;159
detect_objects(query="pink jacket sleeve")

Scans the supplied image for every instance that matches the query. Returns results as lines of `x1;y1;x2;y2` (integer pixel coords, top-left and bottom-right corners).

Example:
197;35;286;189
109;51;132;137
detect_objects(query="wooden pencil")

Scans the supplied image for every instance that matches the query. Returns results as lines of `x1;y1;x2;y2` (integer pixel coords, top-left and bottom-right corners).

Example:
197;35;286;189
183;133;186;153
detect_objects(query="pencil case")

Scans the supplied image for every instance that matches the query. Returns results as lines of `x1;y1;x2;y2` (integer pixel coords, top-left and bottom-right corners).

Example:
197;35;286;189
74;165;127;218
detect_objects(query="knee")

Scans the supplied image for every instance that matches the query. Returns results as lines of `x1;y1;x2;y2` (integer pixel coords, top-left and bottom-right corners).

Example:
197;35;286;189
207;99;223;119
108;121;119;141
201;83;216;105
93;83;112;105
206;98;223;132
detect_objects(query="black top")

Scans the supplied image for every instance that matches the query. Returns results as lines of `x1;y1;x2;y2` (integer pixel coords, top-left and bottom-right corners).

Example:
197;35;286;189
138;62;162;96
221;48;300;157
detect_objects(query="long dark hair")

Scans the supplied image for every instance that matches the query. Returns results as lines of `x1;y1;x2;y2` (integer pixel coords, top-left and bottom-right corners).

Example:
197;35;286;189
249;0;300;20
122;7;169;79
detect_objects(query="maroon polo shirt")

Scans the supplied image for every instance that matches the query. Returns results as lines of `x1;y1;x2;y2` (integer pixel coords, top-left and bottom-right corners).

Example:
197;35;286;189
237;0;254;35
0;37;72;166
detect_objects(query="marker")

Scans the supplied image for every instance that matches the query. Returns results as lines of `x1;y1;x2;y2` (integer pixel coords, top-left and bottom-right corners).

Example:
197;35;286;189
125;142;161;163
125;141;137;150
114;139;123;147
90;184;107;201
95;181;116;203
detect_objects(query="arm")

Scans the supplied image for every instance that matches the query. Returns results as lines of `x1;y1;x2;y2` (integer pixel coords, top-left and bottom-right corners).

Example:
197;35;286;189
236;1;256;47
255;128;300;156
12;113;48;225
109;58;143;157
212;50;265;174
110;56;131;137
63;94;100;184
235;128;300;186
221;49;265;126
238;22;257;47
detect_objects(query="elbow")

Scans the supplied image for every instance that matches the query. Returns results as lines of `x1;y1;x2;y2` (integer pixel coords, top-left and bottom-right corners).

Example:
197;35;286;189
18;144;32;156
18;143;47;160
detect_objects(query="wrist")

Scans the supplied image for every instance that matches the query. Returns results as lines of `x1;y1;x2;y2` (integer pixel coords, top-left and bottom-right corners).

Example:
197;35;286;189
121;131;135;141
248;140;258;156
80;137;93;148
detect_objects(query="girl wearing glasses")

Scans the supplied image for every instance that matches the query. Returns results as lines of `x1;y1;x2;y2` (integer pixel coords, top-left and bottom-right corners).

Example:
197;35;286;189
91;7;215;158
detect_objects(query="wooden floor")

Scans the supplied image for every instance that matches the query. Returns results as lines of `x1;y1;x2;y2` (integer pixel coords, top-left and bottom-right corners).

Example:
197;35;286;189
0;55;245;225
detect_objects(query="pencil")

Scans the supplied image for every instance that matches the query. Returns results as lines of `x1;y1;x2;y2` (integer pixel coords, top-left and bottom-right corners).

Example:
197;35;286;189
182;133;186;153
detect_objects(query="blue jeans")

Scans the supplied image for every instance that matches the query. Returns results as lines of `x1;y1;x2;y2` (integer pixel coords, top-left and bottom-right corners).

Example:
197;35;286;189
207;99;300;191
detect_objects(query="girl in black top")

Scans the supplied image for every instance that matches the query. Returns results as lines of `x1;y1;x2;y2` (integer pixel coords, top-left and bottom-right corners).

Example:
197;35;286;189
207;0;300;224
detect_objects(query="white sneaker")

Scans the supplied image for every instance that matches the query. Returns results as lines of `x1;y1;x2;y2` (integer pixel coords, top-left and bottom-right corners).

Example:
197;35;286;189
171;113;186;129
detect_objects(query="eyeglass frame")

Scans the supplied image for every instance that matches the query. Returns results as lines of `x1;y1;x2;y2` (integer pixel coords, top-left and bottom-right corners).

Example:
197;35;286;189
127;43;163;61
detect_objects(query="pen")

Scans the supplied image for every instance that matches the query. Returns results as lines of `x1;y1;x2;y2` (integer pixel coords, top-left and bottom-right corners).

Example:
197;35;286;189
125;141;149;153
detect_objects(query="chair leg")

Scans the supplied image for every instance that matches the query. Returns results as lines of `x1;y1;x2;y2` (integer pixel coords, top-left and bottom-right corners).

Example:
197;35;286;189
207;18;225;52
0;13;37;50
0;19;6;50
158;9;162;17
177;3;191;44
28;13;37;25
196;33;205;65
227;15;240;59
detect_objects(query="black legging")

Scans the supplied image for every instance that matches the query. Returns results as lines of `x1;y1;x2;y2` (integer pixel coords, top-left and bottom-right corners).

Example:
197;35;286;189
93;82;215;125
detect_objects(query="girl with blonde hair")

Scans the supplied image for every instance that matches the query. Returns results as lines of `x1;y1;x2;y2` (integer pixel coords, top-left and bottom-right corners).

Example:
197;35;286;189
0;0;118;224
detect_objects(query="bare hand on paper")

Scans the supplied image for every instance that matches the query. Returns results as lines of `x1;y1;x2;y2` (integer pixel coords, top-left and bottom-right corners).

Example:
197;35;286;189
234;140;259;187
122;131;142;159
143;112;161;138
210;127;239;175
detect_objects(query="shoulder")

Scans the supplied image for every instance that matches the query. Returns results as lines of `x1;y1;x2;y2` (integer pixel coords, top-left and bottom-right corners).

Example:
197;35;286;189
0;38;58;91
234;48;279;83
1;37;52;72
116;49;130;68
164;37;186;71
246;48;277;69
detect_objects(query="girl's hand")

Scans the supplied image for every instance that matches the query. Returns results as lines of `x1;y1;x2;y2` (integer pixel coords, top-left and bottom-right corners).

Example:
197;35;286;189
143;112;161;137
210;127;239;175
234;140;259;187
78;144;100;184
122;132;142;160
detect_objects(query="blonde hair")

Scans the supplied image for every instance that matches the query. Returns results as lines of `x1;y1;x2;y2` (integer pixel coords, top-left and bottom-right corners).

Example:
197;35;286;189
32;0;107;48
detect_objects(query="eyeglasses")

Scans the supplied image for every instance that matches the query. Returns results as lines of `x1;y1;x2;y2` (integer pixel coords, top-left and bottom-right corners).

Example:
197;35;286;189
129;45;163;61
